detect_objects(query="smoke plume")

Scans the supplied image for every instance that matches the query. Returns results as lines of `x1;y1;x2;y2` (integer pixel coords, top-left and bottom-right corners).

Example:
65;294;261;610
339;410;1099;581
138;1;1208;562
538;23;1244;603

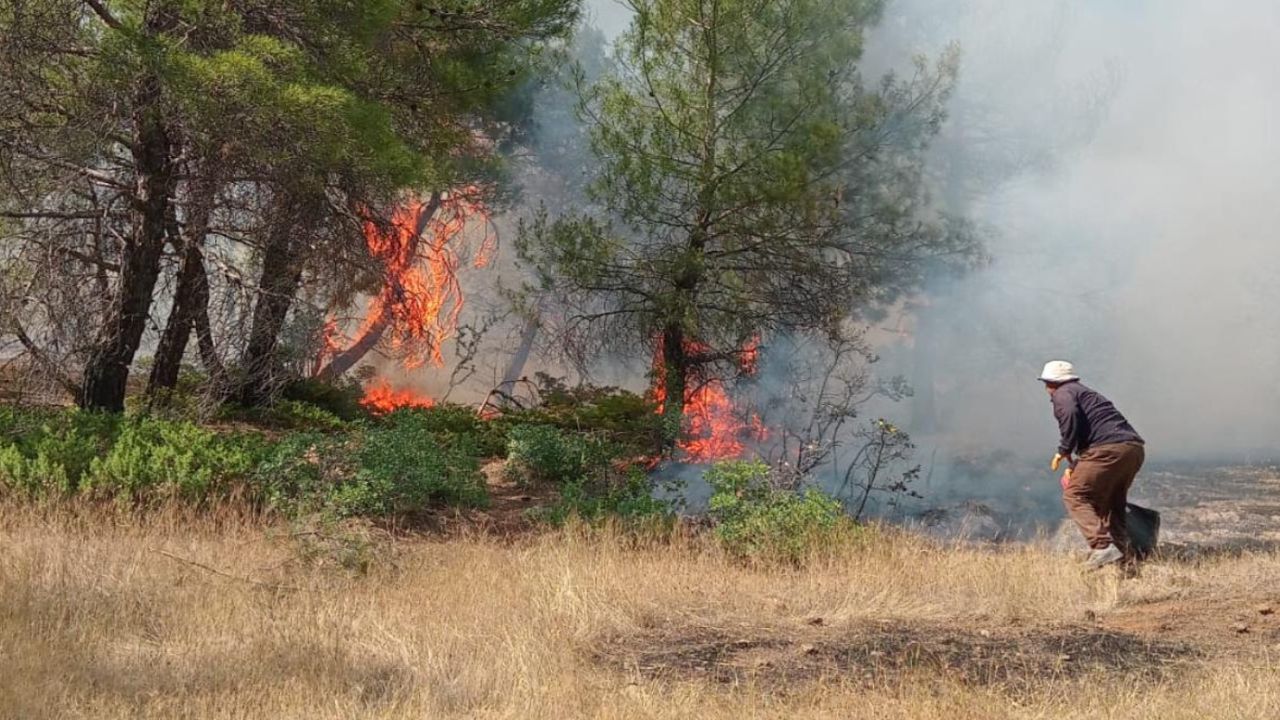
867;0;1280;463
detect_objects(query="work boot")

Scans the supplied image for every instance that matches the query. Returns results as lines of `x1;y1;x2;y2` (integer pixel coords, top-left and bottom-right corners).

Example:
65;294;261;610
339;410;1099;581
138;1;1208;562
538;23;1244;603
1085;544;1123;570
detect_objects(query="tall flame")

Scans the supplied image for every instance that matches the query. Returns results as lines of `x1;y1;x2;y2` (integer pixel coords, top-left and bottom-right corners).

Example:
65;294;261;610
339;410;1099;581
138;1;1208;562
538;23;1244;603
322;188;495;412
652;337;767;462
357;189;494;370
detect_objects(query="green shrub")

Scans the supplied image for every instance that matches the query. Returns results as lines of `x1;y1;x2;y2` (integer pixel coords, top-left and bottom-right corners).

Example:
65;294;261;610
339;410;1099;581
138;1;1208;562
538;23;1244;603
380;405;506;457
706;460;848;563
0;444;71;495
0;403;490;520
336;417;487;516
494;375;664;458
253;419;487;518
505;424;578;484
280;377;368;422
534;467;672;527
252;432;351;514
271;399;346;431
83;417;261;501
0;408;119;495
219;399;348;431
216;396;350;433
504;423;621;486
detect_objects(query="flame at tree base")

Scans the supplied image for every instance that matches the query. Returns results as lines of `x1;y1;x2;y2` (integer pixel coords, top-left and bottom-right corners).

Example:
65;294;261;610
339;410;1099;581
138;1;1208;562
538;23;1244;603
653;338;767;463
360;380;435;414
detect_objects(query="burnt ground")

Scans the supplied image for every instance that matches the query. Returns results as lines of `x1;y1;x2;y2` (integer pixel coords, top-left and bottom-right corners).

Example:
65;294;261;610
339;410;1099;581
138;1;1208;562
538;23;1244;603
1133;464;1280;549
595;621;1198;695
909;462;1280;552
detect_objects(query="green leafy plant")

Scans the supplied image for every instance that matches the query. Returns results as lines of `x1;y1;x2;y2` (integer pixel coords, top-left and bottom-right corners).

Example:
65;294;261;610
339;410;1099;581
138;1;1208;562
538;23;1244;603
0;404;493;520
252;432;352;515
534;467;672;527
83;417;261;502
706;460;849;563
279;377;369;422
504;423;621;486
333;414;488;516
381;405;507;457
0;408;119;495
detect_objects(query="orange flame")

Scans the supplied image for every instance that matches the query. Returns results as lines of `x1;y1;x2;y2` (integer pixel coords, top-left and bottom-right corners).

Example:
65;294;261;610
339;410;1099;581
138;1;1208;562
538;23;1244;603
652;337;767;462
357;188;495;370
320;187;495;410
360;379;436;414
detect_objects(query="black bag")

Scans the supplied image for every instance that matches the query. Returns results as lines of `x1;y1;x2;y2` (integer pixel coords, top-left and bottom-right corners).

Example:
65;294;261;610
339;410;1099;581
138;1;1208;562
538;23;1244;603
1126;503;1161;559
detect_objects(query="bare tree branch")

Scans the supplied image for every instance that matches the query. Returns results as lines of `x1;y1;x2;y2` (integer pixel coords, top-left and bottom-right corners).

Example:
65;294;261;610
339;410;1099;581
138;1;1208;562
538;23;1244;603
82;0;124;31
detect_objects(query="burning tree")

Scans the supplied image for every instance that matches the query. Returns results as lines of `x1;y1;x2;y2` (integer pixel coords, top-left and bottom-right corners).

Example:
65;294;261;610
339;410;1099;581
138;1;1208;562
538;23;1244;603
0;0;578;412
310;189;496;412
517;0;978;455
651;336;767;462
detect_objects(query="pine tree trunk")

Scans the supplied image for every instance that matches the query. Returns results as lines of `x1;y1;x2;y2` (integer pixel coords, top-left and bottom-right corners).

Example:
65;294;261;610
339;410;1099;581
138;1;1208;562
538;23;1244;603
146;236;200;396
147;176;218;397
190;262;225;385
78;70;176;412
235;216;306;406
660;323;689;448
316;314;387;381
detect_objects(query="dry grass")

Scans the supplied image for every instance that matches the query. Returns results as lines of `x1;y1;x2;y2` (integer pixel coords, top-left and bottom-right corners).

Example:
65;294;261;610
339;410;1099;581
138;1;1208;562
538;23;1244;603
2;507;1279;719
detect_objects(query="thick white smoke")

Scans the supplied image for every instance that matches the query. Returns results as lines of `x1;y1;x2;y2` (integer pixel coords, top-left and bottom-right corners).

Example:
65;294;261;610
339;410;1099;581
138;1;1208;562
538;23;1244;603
868;0;1280;461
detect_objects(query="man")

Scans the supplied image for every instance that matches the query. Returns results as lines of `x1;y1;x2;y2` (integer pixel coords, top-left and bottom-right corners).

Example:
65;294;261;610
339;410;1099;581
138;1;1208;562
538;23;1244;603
1039;360;1145;570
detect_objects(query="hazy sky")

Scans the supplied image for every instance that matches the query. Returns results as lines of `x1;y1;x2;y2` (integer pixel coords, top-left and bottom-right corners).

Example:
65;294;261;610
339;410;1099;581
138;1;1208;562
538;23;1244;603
582;0;632;40
863;0;1280;460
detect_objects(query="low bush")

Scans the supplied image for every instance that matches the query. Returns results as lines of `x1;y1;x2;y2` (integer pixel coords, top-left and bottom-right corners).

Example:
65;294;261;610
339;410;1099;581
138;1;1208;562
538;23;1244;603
253;418;489;518
534;467;672;527
0;408;119;495
706;460;853;563
337;413;488;516
0;404;489;519
82;417;263;502
495;375;664;458
504;423;621;486
379;405;507;457
219;398;348;431
279;376;368;422
251;432;349;514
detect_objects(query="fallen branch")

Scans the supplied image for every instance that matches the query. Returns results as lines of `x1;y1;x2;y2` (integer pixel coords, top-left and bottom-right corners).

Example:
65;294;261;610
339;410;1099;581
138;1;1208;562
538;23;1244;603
154;548;298;593
11;321;81;397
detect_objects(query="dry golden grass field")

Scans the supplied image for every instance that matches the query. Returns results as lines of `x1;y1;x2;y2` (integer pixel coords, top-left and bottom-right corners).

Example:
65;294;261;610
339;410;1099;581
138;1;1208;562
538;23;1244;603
3;504;1280;719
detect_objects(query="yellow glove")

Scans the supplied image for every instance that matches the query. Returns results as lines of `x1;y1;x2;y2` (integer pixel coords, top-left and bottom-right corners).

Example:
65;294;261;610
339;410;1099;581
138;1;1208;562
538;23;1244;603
1051;453;1067;472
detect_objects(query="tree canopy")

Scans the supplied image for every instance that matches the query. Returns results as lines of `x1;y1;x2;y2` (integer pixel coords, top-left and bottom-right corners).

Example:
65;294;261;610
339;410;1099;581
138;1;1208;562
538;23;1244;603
0;0;579;411
517;0;977;439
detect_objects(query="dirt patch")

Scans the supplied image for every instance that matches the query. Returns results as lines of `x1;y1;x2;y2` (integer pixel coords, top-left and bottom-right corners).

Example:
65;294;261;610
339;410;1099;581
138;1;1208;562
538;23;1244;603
596;621;1197;692
1105;595;1280;649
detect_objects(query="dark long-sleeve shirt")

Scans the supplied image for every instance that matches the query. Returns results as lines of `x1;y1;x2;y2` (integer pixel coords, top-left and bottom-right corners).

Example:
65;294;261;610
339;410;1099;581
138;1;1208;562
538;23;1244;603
1050;381;1143;457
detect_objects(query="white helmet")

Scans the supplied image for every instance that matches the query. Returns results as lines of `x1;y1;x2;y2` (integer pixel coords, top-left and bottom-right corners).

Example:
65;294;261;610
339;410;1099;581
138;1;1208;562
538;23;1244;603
1038;360;1078;383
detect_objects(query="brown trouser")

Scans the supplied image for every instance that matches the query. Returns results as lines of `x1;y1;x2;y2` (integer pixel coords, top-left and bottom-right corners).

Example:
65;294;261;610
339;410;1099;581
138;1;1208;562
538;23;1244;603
1063;442;1145;552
